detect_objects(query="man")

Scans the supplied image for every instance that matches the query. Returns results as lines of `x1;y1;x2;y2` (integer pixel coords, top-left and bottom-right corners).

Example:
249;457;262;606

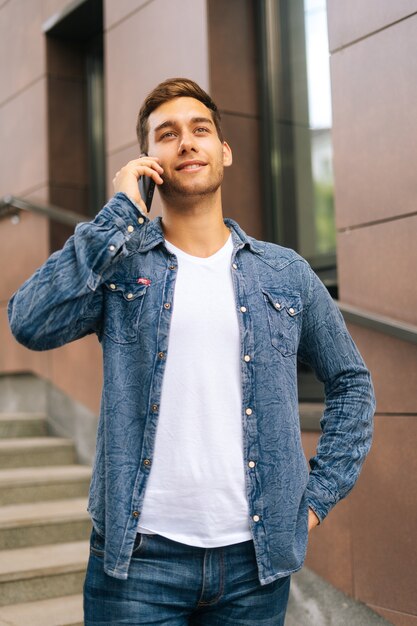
8;78;375;625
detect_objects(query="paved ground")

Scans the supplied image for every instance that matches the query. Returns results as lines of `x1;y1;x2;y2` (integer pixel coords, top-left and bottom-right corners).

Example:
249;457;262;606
286;568;393;626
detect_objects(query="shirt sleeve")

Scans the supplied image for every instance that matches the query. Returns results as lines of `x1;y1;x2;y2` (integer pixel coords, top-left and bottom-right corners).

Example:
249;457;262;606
8;193;147;351
297;266;376;522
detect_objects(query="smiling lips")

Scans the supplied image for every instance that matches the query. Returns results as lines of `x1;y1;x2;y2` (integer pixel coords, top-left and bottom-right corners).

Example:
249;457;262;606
176;160;207;171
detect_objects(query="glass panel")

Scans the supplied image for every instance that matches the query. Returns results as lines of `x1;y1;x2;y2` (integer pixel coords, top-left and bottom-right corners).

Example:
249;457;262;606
259;0;336;278
303;0;335;259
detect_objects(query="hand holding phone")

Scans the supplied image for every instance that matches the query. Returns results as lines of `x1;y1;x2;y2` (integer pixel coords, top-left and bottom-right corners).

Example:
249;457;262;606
112;155;163;214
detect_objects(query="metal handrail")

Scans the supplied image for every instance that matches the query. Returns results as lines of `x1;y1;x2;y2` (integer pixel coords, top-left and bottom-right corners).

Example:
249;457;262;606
0;195;90;226
337;300;417;345
1;195;416;345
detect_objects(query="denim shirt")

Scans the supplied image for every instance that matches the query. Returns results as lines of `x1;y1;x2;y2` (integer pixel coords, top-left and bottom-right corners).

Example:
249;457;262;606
8;193;375;584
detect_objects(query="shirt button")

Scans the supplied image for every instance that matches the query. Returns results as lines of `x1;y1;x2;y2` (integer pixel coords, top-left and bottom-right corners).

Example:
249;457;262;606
252;514;261;523
245;408;253;416
143;459;151;467
138;217;145;224
132;511;139;518
232;263;238;270
244;355;251;362
127;225;134;233
151;404;158;412
275;302;281;310
158;351;165;359
248;460;256;468
169;265;176;270
240;306;247;313
109;245;116;252
164;303;171;309
109;283;116;290
289;307;295;315
127;293;133;299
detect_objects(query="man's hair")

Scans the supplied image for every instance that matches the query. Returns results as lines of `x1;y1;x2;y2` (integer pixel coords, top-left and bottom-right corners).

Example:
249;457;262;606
136;77;223;153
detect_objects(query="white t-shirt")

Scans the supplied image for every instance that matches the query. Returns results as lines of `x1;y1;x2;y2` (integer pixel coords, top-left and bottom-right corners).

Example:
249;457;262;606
137;234;251;547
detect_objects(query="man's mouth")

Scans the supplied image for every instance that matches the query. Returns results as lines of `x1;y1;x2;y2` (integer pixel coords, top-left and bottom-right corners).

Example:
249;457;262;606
176;160;207;171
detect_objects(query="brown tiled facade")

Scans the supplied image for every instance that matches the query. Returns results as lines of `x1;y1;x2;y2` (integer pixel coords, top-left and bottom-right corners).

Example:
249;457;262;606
0;1;416;623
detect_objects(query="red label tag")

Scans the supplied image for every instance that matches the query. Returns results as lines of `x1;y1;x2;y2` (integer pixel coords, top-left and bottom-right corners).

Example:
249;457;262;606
137;277;151;286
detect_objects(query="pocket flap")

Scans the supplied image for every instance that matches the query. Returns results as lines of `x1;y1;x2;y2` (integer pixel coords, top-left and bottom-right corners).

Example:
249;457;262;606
262;290;303;317
104;280;147;302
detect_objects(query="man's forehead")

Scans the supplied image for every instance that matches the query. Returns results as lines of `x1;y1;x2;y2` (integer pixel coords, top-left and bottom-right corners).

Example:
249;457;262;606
148;97;213;130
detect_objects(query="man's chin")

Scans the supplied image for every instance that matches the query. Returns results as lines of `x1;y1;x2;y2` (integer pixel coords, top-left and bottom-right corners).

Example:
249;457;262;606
160;179;222;199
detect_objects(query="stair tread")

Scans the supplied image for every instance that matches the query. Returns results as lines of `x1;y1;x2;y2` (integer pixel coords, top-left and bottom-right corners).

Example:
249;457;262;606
0;465;91;486
0;498;88;528
0;594;83;626
0;414;47;423
0;541;89;581
0;438;74;451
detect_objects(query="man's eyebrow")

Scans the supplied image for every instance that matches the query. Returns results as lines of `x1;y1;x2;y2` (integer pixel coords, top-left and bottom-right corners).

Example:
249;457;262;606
153;117;214;135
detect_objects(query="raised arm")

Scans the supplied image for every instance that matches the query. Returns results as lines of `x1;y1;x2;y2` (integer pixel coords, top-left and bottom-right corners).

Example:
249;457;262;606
8;193;144;350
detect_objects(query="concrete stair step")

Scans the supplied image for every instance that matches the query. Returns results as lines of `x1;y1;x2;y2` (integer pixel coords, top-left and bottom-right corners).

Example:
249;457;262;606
0;540;89;606
0;498;90;550
0;594;83;626
0;438;75;469
0;465;91;505
0;414;47;439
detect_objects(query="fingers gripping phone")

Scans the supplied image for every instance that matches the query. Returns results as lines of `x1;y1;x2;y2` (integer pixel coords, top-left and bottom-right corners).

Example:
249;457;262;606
138;153;156;212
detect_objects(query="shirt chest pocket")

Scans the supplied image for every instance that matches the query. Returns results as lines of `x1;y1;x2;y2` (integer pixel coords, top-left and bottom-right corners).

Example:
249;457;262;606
103;281;148;344
262;290;303;357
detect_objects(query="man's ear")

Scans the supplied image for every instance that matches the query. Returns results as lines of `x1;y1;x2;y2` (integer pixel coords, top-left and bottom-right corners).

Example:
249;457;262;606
222;141;233;167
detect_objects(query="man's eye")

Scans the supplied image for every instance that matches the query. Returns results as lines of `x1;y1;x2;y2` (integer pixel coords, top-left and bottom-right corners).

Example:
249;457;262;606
161;131;175;139
195;127;209;133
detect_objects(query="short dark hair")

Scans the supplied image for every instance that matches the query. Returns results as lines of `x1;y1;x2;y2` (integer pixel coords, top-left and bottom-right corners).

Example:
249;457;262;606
136;77;223;153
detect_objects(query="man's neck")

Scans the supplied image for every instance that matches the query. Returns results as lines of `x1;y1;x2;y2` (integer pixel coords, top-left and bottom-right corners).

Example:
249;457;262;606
160;194;230;258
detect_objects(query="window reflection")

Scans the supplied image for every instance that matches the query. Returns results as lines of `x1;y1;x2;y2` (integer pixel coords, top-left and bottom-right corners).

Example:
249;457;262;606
304;0;335;258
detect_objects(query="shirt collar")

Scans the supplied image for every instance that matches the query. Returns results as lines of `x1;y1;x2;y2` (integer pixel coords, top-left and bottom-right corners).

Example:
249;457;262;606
136;215;264;255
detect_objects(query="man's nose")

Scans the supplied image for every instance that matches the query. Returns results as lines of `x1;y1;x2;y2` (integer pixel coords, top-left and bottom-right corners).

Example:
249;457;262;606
177;132;197;154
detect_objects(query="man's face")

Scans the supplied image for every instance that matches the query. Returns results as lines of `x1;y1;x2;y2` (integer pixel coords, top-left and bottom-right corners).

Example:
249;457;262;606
147;97;232;200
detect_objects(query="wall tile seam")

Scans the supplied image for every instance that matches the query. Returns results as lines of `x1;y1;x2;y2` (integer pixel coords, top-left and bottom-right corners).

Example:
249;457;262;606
367;603;417;620
220;110;260;121
337;210;417;234
0;74;45;111
329;11;417;55
104;0;155;35
373;413;417;418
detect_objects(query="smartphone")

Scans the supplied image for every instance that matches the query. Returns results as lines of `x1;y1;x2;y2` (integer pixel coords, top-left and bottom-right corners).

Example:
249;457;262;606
138;154;156;212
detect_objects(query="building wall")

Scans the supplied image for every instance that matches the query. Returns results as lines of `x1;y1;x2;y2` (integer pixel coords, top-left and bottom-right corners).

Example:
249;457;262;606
0;0;103;415
304;3;417;624
1;1;415;621
0;0;263;417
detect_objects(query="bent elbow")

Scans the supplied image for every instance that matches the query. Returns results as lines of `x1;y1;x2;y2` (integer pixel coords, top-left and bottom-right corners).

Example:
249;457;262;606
8;296;46;351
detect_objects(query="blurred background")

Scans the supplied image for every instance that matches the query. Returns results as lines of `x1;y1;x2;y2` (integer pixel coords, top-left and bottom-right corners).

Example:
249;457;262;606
0;1;416;624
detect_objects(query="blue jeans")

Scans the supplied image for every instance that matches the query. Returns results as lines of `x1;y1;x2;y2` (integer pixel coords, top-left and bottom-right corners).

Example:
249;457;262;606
83;527;290;625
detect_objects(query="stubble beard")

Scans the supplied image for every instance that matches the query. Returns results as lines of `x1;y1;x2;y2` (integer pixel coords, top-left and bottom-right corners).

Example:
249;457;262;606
159;163;224;202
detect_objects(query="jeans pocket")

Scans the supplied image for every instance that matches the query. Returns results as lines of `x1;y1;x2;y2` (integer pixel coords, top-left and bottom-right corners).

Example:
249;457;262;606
131;533;148;558
89;526;105;558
